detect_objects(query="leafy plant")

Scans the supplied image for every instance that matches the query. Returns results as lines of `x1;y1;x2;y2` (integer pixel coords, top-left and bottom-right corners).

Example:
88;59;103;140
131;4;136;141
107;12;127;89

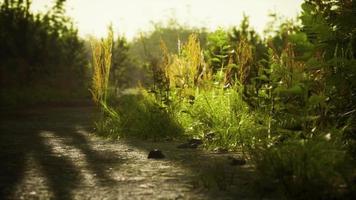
252;138;355;199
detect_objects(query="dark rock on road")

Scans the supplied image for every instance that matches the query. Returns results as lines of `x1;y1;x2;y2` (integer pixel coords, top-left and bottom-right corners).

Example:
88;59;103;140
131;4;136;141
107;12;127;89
228;156;247;166
147;149;165;159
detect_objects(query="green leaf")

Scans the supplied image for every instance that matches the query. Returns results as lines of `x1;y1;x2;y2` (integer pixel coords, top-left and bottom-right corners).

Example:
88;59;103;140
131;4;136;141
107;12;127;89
308;95;325;106
211;57;221;63
274;84;305;96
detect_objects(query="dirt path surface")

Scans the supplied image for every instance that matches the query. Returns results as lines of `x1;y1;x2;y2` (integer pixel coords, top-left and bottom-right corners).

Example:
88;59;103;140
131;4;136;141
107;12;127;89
0;106;258;200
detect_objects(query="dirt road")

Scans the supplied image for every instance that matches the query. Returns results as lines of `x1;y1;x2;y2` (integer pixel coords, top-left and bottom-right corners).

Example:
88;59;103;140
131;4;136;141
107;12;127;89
0;106;257;200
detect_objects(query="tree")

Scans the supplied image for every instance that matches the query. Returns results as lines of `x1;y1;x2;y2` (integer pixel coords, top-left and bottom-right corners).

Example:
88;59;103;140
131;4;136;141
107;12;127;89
204;28;230;73
301;0;356;116
0;0;88;105
301;0;356;155
111;35;141;90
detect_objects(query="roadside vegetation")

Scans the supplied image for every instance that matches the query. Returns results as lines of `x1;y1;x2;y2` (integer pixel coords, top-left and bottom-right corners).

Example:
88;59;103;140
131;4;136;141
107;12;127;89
91;2;356;199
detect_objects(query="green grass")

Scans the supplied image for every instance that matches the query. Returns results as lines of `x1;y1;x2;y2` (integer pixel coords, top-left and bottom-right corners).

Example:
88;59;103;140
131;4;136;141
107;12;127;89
252;138;355;199
174;88;267;152
94;89;183;140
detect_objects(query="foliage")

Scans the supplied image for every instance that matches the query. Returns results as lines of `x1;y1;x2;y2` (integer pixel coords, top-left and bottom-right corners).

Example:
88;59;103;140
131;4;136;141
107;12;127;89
300;0;356;156
176;88;264;152
129;21;207;62
118;90;183;139
253;138;355;199
166;34;210;90
4;0;355;197
89;26;126;140
91;28;183;140
128;22;208;87
231;15;268;61
88;4;356;199
301;0;356;115
111;35;141;89
204;29;230;73
94;89;183;140
0;0;88;106
90;26;113;105
228;36;253;85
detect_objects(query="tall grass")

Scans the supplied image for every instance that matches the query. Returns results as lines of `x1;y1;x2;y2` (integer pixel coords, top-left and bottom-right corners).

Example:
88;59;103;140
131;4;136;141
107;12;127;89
114;90;183;140
89;26;123;137
90;26;113;106
165;34;211;91
91;28;184;139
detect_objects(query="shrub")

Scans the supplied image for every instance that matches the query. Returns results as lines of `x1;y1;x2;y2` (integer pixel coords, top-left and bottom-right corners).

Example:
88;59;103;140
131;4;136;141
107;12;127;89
175;88;266;152
252;138;355;199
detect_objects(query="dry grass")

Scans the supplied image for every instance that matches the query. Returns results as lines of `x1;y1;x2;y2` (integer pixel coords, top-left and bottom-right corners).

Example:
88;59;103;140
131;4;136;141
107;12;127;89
90;26;114;105
235;37;253;84
164;34;211;90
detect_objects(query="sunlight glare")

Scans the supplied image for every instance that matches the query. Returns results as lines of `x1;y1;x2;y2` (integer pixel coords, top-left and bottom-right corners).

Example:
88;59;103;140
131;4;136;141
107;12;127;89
31;0;304;39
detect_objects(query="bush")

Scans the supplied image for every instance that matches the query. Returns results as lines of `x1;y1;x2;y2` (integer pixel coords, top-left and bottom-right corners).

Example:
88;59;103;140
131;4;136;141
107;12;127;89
252;138;355;199
175;88;267;152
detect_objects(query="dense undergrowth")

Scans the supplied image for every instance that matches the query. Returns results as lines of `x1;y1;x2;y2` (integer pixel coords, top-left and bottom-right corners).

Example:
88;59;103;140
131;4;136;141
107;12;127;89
90;1;356;199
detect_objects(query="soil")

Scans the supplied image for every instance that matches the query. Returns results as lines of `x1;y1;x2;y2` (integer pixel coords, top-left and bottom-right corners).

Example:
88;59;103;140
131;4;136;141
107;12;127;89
0;106;260;200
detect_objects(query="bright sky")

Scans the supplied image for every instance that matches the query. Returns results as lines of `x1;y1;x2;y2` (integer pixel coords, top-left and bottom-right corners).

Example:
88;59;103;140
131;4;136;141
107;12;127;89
31;0;304;39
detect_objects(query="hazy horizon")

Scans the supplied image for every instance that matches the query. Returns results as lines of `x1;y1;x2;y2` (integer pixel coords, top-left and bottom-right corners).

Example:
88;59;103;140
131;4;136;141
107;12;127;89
31;0;304;39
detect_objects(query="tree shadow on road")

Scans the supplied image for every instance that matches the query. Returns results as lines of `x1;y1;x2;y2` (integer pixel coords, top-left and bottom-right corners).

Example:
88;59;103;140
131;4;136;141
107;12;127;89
0;106;121;200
